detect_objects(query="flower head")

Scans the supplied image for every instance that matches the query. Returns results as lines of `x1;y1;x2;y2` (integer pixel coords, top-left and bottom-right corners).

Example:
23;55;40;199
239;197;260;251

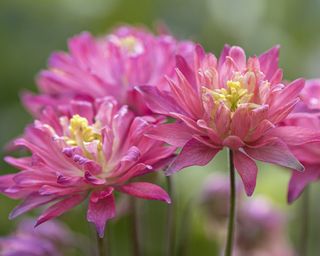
200;175;294;256
0;219;78;256
23;26;194;116
1;98;173;237
139;44;319;196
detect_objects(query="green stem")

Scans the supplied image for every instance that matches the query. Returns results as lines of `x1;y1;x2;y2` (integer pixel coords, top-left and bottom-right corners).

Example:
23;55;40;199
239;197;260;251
224;149;236;256
130;198;141;256
166;176;175;256
299;186;310;256
97;232;106;256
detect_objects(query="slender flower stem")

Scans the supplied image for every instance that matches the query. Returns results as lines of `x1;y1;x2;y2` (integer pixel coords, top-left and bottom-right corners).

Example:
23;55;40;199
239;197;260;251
299;186;310;256
130;198;141;256
166;176;175;256
97;232;106;256
225;149;236;256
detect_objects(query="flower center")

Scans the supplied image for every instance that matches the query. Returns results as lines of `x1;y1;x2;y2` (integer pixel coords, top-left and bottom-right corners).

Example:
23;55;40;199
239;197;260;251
66;115;101;147
117;36;144;56
210;80;253;111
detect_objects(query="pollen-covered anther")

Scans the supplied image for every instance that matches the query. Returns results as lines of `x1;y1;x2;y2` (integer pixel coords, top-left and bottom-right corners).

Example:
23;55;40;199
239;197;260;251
209;80;253;111
67;114;101;146
117;36;144;56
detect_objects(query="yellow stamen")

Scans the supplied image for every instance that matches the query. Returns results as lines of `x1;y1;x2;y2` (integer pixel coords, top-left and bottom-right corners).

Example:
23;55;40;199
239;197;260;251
208;80;253;111
118;36;142;55
67;115;101;147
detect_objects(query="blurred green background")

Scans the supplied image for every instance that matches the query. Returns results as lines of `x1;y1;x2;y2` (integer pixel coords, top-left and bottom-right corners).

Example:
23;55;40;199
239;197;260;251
1;0;320;255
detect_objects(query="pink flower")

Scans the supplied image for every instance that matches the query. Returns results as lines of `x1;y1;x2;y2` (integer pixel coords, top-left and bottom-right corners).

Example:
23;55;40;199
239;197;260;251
23;26;194;116
1;98;173;237
138;44;320;196
200;175;295;256
283;80;320;203
0;219;78;256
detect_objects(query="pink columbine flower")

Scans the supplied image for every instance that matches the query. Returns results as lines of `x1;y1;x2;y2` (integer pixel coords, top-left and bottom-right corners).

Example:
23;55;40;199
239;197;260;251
23;26;194;116
138;44;320;196
200;175;294;256
0;219;78;256
0;98;173;237
283;79;320;203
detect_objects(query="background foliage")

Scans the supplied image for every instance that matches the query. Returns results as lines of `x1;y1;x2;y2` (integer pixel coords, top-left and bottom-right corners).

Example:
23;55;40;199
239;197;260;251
1;0;320;255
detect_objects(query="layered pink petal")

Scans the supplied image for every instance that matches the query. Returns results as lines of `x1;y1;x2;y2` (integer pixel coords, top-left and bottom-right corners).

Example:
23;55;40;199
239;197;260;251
245;138;304;171
167;139;221;175
288;164;320;203
9;194;59;219
117;182;171;203
233;150;258;196
87;188;116;238
35;193;86;226
145;123;192;146
267;126;320;146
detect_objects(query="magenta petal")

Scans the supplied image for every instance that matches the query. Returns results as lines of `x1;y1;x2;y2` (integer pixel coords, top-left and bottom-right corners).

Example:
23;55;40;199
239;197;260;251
117;182;171;203
229;46;246;70
35;193;86;227
245;138;304;171
233;150;258;196
70;100;94;122
87;188;116;238
166;139;221;175
267;126;320;146
145;123;192;147
135;86;183;115
258;45;280;81
288;165;320;203
9;194;59;219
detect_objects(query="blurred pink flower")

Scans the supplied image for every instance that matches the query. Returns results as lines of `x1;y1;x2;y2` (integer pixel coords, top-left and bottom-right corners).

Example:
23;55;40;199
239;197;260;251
0;219;78;256
138;44;320;196
200;175;295;256
1;98;173;237
283;80;320;203
22;26;194;116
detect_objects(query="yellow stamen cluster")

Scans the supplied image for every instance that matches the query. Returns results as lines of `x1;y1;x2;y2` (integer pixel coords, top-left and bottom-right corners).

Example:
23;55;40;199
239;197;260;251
67;115;101;146
210;80;252;111
119;36;141;55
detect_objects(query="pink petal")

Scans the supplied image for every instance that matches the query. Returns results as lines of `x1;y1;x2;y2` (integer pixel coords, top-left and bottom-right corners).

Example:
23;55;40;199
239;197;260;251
258;45;280;81
230;107;251;139
145;123;192;146
135;86;183;115
244;138;304;171
166;139;221;175
35;193;86;226
223;136;245;150
117;182;171;203
214;103;231;137
9;193;59;219
233;150;258;196
176;55;195;86
267;126;320;146
87;188;116;238
288;164;320;203
70;100;94;123
229;46;246;70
